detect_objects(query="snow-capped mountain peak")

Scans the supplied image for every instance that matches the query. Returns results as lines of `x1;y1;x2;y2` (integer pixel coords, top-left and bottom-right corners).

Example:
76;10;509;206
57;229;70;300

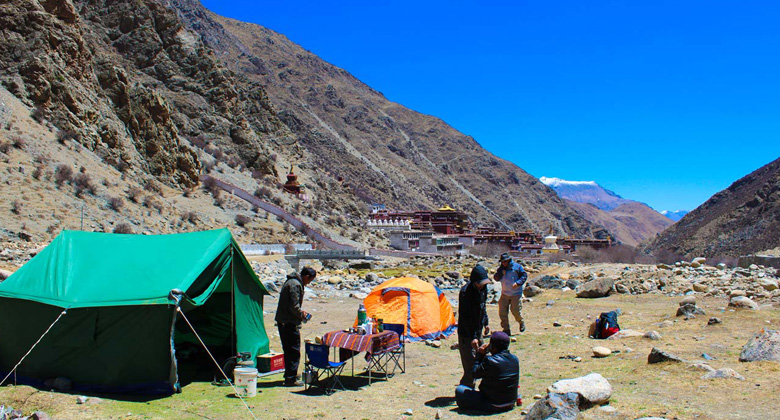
540;177;598;188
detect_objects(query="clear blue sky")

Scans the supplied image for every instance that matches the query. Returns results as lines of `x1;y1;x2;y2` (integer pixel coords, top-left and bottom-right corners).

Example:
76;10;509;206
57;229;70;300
201;0;780;212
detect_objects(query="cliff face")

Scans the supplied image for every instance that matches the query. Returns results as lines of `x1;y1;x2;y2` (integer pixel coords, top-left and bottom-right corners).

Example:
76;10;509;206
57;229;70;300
161;0;605;237
0;0;292;187
642;157;780;258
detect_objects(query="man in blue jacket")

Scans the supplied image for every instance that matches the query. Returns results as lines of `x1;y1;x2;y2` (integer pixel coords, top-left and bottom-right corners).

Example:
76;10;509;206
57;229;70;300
455;331;519;412
493;253;528;334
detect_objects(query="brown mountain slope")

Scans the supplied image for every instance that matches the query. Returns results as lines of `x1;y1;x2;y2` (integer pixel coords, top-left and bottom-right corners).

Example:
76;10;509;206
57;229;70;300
642;157;780;258
567;200;673;247
164;0;606;237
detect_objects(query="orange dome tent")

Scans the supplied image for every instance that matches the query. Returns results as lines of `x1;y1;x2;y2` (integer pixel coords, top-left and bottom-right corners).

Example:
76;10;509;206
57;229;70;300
362;277;456;341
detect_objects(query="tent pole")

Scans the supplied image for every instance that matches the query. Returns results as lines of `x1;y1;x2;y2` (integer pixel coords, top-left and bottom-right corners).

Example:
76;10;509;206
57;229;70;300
231;246;235;357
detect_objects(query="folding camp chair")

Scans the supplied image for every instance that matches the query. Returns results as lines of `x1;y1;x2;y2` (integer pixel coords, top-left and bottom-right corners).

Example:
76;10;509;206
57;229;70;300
381;323;406;374
304;343;346;394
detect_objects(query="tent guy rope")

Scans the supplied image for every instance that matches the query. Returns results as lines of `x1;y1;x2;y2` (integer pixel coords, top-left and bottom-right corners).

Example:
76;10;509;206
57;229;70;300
176;306;260;420
0;306;69;387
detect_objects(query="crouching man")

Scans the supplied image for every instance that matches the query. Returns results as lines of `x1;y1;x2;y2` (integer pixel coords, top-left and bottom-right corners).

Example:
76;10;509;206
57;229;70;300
455;331;519;412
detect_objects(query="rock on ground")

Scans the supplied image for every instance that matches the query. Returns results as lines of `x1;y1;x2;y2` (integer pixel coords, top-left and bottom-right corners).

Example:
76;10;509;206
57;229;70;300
525;392;581;420
575;278;615;298
739;329;780;362
729;296;759;310
606;329;645;339
592;346;611;357
547;372;612;406
647;347;685;364
701;368;746;380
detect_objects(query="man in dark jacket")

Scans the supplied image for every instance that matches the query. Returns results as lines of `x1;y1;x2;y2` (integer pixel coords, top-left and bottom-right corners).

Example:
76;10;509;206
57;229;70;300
458;264;491;388
455;331;519;412
275;266;317;386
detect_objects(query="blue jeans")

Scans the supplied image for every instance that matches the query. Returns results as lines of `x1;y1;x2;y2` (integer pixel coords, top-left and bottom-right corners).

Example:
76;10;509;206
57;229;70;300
455;385;494;412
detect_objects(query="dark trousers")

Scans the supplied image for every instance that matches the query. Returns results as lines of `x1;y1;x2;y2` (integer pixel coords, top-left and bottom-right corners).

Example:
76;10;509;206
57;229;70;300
278;323;301;382
458;334;477;387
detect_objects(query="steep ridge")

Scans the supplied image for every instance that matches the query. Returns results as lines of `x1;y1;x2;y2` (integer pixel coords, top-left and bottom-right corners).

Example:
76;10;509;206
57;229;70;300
164;0;606;238
642;157;780;258
566;200;673;247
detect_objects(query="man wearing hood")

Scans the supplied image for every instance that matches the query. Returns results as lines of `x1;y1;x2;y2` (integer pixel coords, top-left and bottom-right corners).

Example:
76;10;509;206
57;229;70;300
275;266;317;386
493;253;528;334
457;264;491;388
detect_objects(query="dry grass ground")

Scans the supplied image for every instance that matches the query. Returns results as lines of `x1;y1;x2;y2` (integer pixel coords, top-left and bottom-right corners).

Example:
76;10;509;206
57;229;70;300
1;285;778;420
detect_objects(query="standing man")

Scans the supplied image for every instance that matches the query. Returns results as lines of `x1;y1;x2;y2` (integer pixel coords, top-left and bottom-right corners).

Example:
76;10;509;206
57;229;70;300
275;266;317;386
458;264;491;388
455;331;520;412
493;253;527;334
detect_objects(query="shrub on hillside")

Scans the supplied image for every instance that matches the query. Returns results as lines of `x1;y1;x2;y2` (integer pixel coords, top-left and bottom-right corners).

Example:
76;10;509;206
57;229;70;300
55;130;79;145
107;196;124;211
113;223;133;234
235;214;251;227
127;186;143;203
11;200;22;215
182;211;198;224
54;165;73;186
73;173;96;197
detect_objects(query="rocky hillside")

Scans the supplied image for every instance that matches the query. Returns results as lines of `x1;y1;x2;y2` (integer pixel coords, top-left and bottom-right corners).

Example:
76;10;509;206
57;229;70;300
164;0;605;237
566;200;673;247
0;0;606;250
642;157;780;259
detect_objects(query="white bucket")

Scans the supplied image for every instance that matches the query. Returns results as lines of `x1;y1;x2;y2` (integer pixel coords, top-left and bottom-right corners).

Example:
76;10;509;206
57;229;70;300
233;367;258;397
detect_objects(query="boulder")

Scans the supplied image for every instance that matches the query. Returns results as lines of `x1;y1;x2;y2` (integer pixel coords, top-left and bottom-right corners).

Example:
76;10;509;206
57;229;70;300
730;289;747;298
524;285;543;297
644;331;662;340
262;281;278;293
739;329;780;362
729;296;758;310
708;317;722;325
756;278;779;291
444;271;461;280
615;283;629;294
526;392;581;420
677;302;705;317
31;412;50;420
592;346;611;358
692;257;707;265
647;347;685;364
701;368;745;380
576;278;615;298
692;283;709;293
365;272;379;283
566;279;582;290
348;261;373;270
536;275;565;289
547;373;612;406
679;296;697;306
327;276;343;285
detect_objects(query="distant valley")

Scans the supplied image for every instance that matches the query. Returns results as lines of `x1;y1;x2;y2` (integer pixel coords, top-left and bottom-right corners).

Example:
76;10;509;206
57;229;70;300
541;177;673;247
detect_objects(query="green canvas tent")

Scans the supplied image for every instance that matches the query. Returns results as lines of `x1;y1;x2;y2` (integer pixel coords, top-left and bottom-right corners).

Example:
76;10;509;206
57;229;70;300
0;228;269;394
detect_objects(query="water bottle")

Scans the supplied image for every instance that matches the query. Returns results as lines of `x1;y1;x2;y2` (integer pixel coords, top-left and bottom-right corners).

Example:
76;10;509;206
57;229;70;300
516;386;522;406
358;303;367;324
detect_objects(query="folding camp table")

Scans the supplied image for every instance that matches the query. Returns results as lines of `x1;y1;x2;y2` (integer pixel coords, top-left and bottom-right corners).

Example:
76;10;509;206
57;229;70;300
321;330;400;384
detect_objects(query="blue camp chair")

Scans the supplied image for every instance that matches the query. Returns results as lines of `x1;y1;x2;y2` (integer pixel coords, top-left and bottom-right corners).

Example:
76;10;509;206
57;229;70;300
304;343;346;394
381;323;406;374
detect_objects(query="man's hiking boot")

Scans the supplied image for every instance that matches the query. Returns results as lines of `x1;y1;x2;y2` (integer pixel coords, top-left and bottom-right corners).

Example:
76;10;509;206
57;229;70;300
519;323;526;333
